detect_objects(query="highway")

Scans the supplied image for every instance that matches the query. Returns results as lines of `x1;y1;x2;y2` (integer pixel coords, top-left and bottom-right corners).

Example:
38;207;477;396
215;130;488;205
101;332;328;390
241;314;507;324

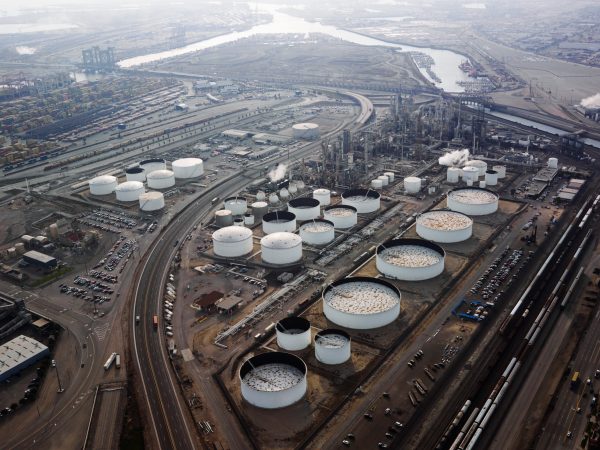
130;91;369;449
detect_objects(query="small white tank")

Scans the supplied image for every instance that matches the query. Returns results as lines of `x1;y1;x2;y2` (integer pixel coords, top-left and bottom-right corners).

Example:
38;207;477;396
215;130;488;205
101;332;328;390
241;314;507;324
492;165;506;179
269;193;279;205
479;180;486;188
313;188;331;206
447;167;461;183
296;181;305;191
244;214;255;226
256;191;266;201
548;157;558;169
371;179;383;189
462;166;479;182
384;172;395;182
404;177;422;194
280;188;290;201
288;183;298;194
377;175;389;186
485;170;499;186
215;209;234;228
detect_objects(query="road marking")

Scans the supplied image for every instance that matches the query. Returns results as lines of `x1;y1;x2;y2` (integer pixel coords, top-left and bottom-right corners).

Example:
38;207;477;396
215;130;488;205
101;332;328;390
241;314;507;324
93;323;111;341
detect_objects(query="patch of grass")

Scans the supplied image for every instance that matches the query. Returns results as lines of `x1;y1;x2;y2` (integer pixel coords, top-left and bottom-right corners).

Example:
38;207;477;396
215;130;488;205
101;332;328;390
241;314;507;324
30;266;72;287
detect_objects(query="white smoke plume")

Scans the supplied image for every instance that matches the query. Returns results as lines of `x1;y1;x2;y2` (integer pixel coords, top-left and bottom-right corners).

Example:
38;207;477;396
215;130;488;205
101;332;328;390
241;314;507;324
16;46;36;55
580;93;600;109
438;149;470;167
268;163;287;182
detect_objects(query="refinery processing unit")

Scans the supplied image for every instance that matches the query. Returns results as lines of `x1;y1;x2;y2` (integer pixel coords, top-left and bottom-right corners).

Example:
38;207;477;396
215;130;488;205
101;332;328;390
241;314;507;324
1;2;600;450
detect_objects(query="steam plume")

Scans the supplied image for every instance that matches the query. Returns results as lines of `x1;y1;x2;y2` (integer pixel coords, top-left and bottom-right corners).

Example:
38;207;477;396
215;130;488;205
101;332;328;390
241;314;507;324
438;149;470;167
268;163;287;182
580;93;600;109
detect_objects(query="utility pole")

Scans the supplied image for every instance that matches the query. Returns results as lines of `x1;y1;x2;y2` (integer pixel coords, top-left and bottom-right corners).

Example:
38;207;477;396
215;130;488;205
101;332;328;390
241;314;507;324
55;363;64;393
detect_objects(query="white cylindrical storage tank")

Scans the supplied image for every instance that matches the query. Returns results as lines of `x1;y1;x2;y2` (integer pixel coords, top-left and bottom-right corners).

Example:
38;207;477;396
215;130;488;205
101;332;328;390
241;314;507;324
323;205;358;229
139;191;165;211
485;170;498;186
280;188;290;202
115;180;145;202
262;211;296;234
260;232;302;265
256;191;266;201
14;243;25;254
315;329;351;365
146;169;175;189
244;213;255;226
296;181;305;191
233;217;244;227
378;175;389;186
447;167;461;183
292;122;320;139
466;179;474;186
384;172;395;182
299;219;335;246
492;165;506;179
466;159;487;176
215;209;234;228
240;352;307;409
312;188;331;206
224;196;248;216
125;166;146;182
371;179;383;190
276;317;311;351
288;183;298;195
548;157;558;169
416;210;473;243
251;201;269;222
322;277;401;329
288;197;320;221
212;226;253;257
139;158;166;173
479;180;486;188
172;158;204;178
461;166;479;182
269;193;280;205
447;187;499;216
376;238;445;281
341;189;380;214
404;177;422;194
89;175;118;195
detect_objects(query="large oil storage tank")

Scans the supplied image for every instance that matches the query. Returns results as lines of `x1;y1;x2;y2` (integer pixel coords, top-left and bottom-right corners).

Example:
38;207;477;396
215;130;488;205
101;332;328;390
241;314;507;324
376;238;445;281
212;226;253;257
292;123;320;140
172;158;204;178
341;189;380;214
276;317;311;351
115;180;145;202
313;188;331;206
384;172;395;183
371;179;383;190
262;211;296;234
261;232;302;265
492;165;506;179
484;169;498;186
125;166;146;182
461;166;479;182
299;219;335;246
416;210;473;243
215;209;234;228
139;192;165;211
140;158;166;173
323;205;358;229
322;277;401;329
404;177;422;194
224;196;248;215
146;169;175;189
447;167;461;183
287;197;320;221
447;187;499;216
251;201;269;222
240;352;307;409
548;157;558;169
466;159;488;176
89;175;118;195
315;329;351;365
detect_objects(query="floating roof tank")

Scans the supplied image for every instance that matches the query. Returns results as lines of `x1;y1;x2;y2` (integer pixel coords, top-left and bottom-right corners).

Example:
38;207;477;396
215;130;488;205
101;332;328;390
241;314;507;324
299;219;335;246
341;189;380;214
276;317;311;351
447;187;499;216
262;211;296;234
315;329;351;365
224;196;248;216
239;352;307;409
376;238;445;281
322;276;401;329
484;170;498;186
125;166;146;182
140;158;166;173
215;209;234;228
251;201;269;222
323;205;358;229
416;210;473;243
287;197;320;221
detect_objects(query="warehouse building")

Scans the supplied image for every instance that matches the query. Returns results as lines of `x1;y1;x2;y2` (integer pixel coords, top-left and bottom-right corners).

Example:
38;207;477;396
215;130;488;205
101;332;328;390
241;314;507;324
23;250;57;269
0;335;49;382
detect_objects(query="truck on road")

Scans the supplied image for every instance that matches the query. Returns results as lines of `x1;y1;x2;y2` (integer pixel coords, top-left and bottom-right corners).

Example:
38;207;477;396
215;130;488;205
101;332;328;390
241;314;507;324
115;354;121;369
571;371;580;389
153;315;159;329
104;352;117;371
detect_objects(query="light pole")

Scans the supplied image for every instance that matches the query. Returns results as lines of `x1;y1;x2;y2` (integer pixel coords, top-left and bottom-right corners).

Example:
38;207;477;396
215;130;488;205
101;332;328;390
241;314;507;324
54;363;64;393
